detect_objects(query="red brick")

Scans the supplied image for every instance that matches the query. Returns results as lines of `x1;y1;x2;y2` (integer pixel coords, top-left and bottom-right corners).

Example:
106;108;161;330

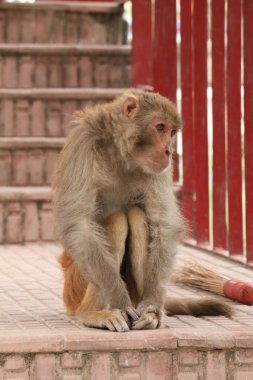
0;56;3;88
46;101;62;137
0;151;11;186
28;150;44;185
40;205;55;241
65;12;79;43
94;58;109;88
3;57;17;88
20;12;35;43
0;204;4;243
16;100;30;136
65;57;78;88
48;57;62;88
234;370;253;380
31;101;45;137
4;355;26;371
35;354;57;380
62;375;83;380
13;151;28;185
62;101;78;136
80;15;107;44
6;11;19;43
146;352;171;380
119;375;140;380
0;14;4;43
79;57;93;88
90;353;116;380
119;352;140;368
206;352;226;380
51;11;65;43
1;99;14;136
6;203;22;243
19;56;33;88
178;351;200;366
109;57;124;87
235;350;253;364
34;57;47;88
24;202;39;241
178;374;198;380
45;150;59;185
61;353;83;368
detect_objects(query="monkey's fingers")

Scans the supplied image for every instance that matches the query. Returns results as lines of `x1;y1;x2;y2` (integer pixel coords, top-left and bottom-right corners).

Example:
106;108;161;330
126;306;140;321
131;312;159;330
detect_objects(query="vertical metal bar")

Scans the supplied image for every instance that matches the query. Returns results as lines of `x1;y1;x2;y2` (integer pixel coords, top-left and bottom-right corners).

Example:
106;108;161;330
132;0;153;87
226;0;243;255
181;0;195;232
243;0;253;262
212;0;227;250
153;0;177;102
193;0;209;244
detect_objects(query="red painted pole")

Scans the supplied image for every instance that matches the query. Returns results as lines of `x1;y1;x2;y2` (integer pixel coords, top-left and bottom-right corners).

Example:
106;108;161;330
181;0;195;233
153;0;177;102
192;0;209;244
243;0;253;262
226;0;243;255
132;0;153;88
212;0;227;250
153;0;178;181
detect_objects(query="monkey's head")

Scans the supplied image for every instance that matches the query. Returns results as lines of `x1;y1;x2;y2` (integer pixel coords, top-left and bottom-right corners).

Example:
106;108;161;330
115;90;183;175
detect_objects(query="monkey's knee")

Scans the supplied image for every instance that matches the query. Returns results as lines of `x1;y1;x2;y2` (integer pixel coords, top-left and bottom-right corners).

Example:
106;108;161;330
59;251;88;315
103;212;128;242
127;207;148;234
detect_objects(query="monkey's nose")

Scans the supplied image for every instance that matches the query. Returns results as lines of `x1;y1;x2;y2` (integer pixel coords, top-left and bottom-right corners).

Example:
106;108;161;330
165;149;170;156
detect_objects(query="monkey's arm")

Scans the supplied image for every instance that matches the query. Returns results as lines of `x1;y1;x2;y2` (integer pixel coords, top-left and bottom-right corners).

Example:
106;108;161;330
53;128;131;311
139;176;184;313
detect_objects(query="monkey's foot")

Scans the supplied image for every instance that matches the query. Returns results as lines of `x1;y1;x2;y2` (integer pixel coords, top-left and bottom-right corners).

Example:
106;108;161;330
78;309;131;332
131;304;164;330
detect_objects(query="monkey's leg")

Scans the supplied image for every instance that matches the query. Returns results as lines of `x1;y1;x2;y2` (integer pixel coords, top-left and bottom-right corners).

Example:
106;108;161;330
76;212;138;332
127;207;161;330
59;251;88;315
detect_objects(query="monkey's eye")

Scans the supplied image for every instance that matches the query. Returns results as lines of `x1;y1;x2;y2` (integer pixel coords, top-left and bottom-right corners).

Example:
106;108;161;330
156;123;166;132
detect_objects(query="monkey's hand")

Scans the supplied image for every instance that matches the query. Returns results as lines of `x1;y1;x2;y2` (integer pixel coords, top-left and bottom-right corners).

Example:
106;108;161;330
131;302;164;330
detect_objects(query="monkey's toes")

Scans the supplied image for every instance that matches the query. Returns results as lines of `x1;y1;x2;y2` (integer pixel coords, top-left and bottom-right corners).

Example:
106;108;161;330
132;312;159;330
109;309;130;332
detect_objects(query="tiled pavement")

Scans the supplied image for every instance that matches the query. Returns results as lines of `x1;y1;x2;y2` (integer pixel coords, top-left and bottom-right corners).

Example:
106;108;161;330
0;243;253;379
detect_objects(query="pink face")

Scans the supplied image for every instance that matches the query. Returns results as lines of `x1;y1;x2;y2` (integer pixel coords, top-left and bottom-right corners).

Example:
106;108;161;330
138;121;177;173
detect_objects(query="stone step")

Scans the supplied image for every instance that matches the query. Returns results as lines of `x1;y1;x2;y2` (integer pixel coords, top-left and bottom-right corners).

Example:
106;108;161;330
0;87;126;137
0;243;253;378
0;1;126;44
0;186;53;243
0;137;63;187
0;44;131;89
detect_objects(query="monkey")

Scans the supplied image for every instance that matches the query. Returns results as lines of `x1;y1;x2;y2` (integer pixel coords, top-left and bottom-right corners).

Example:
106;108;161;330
53;90;232;332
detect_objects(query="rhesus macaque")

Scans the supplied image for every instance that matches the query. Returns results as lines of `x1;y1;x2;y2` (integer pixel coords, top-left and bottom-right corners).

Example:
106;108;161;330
53;90;231;332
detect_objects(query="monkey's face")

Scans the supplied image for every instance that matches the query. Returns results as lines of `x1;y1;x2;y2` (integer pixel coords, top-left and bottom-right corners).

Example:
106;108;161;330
134;120;177;174
120;91;181;175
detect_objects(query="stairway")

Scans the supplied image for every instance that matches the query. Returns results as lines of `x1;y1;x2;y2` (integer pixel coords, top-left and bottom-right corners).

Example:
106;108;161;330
0;0;131;244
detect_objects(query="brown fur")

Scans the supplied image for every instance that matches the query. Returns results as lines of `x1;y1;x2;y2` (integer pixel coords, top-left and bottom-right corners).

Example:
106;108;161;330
54;90;231;332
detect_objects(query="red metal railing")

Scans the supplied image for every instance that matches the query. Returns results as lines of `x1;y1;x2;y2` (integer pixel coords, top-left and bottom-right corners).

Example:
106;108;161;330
132;0;253;264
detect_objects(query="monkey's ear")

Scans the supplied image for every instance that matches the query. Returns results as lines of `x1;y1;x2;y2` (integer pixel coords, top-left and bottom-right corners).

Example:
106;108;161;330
122;96;138;118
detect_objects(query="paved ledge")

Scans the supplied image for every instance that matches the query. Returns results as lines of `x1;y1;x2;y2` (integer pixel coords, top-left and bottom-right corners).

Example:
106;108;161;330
0;244;253;378
0;88;127;99
0;1;124;13
0;44;131;55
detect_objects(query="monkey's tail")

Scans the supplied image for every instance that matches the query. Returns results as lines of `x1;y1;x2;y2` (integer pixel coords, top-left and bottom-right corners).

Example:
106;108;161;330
164;295;232;317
